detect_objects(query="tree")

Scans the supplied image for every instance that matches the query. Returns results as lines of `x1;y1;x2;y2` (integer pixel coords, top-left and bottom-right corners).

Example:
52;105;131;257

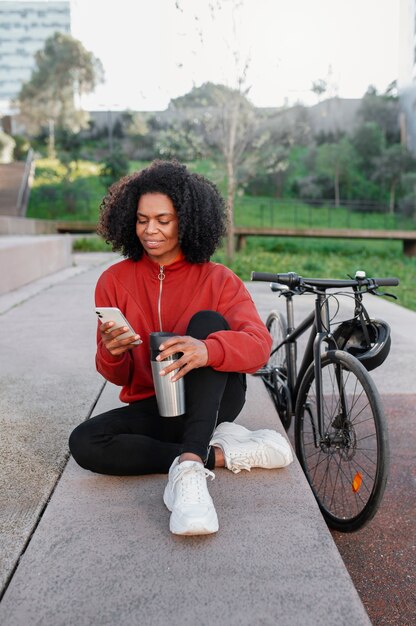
372;145;416;213
165;80;264;259
358;87;400;145
173;0;261;260
15;33;103;157
195;84;264;259
315;138;357;206
351;122;385;176
100;147;130;189
169;82;236;109
154;120;205;161
311;79;327;102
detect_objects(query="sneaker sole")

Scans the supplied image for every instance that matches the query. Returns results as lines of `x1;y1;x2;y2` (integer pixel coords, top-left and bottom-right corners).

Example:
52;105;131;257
169;510;219;535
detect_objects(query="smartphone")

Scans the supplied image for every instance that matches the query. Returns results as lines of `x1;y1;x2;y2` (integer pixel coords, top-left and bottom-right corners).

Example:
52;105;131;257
95;307;143;345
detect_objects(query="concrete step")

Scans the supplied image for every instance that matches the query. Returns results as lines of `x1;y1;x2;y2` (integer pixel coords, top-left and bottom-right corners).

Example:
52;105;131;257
0;216;57;235
0;235;73;294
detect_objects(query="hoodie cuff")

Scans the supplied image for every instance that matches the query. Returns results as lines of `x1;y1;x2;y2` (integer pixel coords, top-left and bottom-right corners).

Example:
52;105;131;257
203;338;225;369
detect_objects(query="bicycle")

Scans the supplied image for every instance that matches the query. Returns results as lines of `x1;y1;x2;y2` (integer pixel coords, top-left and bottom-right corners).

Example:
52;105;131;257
251;270;399;532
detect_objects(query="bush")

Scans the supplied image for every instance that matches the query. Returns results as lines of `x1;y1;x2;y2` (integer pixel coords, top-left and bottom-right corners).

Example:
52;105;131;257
100;147;130;188
292;174;333;200
12;134;31;161
73;236;112;252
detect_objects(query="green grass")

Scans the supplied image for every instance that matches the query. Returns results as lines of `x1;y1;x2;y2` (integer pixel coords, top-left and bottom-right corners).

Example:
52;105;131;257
72;236;113;253
213;237;416;312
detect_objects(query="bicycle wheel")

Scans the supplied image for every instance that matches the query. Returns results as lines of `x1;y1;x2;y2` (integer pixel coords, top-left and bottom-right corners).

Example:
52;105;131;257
295;350;389;532
263;311;292;431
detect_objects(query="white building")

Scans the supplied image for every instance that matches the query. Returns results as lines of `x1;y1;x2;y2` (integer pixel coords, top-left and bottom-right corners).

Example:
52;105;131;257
0;1;70;115
398;0;416;153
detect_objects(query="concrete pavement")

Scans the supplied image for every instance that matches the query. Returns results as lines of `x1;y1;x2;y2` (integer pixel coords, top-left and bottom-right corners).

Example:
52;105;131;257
1;251;413;625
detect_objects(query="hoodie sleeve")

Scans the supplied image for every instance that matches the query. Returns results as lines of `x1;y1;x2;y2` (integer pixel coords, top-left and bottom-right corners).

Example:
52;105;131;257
203;269;272;373
94;270;134;386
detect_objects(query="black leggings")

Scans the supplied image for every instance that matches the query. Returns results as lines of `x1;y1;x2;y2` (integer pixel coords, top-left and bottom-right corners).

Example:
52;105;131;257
69;311;246;475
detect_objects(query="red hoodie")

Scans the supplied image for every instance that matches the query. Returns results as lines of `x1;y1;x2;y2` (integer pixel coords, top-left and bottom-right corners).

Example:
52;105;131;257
95;253;272;403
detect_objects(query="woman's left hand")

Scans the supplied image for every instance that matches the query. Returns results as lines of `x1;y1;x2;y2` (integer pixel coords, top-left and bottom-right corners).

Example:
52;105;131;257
156;336;208;381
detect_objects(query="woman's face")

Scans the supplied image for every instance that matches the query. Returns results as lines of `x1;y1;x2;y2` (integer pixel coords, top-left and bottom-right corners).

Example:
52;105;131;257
136;193;181;266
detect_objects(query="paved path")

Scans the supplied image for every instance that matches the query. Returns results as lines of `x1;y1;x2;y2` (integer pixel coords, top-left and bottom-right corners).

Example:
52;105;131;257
331;393;416;626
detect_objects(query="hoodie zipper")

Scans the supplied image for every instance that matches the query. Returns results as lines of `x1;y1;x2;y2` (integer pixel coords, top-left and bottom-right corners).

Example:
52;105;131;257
157;265;165;330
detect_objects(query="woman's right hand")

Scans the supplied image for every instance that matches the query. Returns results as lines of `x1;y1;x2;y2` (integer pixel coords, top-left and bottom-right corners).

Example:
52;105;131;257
99;321;141;356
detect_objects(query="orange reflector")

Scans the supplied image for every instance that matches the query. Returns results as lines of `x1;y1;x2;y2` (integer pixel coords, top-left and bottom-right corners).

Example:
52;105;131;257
352;472;363;493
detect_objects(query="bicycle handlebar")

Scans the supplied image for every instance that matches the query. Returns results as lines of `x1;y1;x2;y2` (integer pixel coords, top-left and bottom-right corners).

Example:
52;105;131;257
250;271;399;290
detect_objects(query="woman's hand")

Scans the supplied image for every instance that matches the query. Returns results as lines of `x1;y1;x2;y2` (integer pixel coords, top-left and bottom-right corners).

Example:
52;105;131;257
157;336;208;381
99;321;141;357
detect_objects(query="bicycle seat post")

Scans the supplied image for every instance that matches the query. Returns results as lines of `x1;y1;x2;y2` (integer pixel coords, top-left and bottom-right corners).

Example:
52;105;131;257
315;291;330;337
284;291;297;391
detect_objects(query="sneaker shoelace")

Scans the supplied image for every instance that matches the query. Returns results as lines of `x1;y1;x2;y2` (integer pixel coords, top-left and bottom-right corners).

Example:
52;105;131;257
173;464;215;504
228;442;269;473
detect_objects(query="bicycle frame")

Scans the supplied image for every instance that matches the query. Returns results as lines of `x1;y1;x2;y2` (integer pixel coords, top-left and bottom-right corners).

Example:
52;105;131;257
271;288;338;441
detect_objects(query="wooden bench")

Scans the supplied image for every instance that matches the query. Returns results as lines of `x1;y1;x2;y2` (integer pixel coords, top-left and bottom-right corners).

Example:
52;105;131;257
56;220;97;234
55;221;416;257
234;227;416;257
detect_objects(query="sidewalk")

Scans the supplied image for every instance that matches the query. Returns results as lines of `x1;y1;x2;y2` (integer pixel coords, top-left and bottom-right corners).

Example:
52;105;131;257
3;253;405;625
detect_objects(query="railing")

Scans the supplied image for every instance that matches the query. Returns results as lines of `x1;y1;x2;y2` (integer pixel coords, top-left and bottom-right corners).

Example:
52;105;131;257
234;197;416;232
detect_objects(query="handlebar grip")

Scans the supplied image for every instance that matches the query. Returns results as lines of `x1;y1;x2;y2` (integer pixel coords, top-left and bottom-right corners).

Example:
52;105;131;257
251;272;282;282
251;271;301;288
372;277;400;287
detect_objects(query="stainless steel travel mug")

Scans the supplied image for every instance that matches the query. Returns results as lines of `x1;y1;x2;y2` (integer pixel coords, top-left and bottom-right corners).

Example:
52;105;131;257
150;332;186;417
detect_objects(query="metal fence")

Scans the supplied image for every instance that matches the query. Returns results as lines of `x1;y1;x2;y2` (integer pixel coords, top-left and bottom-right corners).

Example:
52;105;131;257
234;197;416;231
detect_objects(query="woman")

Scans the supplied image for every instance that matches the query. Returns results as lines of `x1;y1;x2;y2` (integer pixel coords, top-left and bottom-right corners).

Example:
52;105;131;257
69;160;293;536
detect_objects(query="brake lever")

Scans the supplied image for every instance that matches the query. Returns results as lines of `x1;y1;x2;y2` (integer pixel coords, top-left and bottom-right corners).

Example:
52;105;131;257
371;289;398;300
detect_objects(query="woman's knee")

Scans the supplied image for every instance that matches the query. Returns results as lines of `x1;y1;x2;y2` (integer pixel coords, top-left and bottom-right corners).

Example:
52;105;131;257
187;310;229;339
68;421;97;471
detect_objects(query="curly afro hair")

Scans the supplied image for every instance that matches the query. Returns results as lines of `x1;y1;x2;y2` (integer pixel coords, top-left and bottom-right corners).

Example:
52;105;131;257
97;159;227;263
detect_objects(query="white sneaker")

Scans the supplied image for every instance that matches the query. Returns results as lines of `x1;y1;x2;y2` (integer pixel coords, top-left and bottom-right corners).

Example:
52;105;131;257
210;422;293;474
163;457;219;535
212;421;280;441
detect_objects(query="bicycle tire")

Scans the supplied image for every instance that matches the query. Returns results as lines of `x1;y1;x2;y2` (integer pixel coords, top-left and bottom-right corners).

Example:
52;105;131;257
264;311;292;431
294;350;389;532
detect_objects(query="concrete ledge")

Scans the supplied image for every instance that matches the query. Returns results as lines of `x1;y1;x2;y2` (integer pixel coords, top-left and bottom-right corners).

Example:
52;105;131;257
0;261;374;624
0;216;57;235
0;379;370;626
0;235;73;294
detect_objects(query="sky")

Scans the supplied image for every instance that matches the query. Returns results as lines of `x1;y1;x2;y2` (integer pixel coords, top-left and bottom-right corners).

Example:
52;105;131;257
68;0;401;111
